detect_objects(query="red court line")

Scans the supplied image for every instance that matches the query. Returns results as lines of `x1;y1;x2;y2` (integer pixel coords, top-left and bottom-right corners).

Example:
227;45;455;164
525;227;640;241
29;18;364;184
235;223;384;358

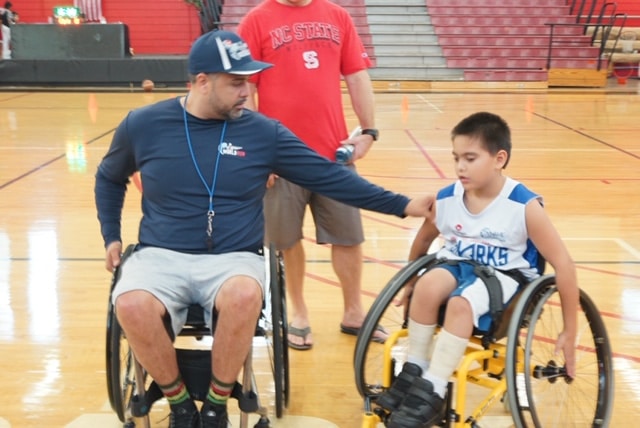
406;129;448;179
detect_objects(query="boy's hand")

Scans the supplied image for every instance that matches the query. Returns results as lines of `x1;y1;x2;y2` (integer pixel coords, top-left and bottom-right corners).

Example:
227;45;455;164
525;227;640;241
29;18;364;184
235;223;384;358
555;330;576;378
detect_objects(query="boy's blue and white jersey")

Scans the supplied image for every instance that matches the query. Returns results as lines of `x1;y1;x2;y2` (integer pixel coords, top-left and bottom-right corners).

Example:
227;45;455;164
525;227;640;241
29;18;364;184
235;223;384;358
435;177;542;280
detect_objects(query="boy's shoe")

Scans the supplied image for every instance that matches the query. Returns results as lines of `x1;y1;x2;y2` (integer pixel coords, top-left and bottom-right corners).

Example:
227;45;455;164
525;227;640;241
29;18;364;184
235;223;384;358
375;362;423;412
386;377;445;428
169;405;201;428
201;403;229;428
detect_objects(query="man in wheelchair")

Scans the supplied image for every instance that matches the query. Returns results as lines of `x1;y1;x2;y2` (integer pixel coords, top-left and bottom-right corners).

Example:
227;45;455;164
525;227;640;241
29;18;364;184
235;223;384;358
94;30;434;428
375;112;579;428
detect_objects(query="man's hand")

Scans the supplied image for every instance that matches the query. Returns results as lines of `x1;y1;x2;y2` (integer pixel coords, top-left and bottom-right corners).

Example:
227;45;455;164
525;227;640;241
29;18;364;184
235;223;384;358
266;173;278;188
404;195;436;218
339;133;375;164
105;241;123;272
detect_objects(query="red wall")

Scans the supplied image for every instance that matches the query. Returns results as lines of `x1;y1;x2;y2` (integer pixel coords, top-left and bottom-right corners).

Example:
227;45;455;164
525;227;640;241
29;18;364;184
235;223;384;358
11;0;640;55
615;0;640;26
13;0;202;54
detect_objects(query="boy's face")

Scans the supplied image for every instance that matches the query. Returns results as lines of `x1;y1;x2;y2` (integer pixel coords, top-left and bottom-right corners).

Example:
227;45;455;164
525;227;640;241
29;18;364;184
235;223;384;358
451;135;507;191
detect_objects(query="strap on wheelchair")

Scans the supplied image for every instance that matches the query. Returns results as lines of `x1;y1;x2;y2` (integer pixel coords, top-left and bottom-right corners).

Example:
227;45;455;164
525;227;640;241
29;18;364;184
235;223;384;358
471;264;503;331
435;259;528;337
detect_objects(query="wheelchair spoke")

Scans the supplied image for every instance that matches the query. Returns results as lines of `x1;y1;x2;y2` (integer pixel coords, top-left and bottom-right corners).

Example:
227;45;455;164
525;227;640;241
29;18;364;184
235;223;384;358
354;254;438;399
506;278;614;427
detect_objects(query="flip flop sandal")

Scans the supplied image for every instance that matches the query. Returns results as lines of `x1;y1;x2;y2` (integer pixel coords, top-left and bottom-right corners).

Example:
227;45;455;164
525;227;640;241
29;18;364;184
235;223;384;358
287;324;313;350
340;323;388;343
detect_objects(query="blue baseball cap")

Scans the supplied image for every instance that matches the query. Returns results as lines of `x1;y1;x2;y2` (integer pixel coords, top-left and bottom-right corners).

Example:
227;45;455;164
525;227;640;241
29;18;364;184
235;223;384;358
188;30;273;76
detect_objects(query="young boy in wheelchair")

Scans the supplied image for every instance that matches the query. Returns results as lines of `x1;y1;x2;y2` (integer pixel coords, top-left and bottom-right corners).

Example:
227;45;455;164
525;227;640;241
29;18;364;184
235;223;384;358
376;112;580;428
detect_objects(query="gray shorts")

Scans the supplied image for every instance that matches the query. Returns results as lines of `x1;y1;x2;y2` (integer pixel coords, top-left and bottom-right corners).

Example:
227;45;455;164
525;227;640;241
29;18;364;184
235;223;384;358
111;246;266;337
263;171;365;250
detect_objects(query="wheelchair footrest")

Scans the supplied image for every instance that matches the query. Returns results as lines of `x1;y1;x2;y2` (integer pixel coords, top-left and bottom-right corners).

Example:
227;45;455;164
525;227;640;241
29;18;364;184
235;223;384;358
232;382;259;413
131;383;162;417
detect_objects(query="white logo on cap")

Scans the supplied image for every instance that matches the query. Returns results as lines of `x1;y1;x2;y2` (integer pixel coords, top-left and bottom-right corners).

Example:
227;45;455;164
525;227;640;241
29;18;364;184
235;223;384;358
215;36;251;71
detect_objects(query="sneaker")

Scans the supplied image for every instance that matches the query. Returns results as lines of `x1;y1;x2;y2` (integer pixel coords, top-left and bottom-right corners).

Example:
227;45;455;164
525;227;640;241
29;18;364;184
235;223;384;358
169;405;201;428
375;362;423;412
386;377;445;428
201;403;229;428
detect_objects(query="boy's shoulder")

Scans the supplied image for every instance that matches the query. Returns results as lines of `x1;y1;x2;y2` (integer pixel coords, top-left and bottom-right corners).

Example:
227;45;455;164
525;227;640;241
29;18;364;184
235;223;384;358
436;182;457;200
505;179;541;206
436;178;541;206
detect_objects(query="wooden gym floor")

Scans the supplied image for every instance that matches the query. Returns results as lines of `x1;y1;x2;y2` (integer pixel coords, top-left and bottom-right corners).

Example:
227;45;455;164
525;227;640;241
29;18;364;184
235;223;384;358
1;77;639;427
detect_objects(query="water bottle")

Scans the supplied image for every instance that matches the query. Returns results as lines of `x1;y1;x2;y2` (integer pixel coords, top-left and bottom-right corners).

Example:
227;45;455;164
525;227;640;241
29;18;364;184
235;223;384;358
335;126;361;164
335;144;355;164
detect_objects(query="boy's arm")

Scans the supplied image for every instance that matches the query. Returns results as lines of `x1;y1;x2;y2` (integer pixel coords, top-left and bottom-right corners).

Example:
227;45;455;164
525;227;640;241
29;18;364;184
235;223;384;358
398;206;439;309
525;200;579;377
408;207;439;261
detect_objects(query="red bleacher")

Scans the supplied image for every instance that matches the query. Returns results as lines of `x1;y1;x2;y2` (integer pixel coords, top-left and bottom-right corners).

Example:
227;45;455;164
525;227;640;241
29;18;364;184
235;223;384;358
218;0;606;83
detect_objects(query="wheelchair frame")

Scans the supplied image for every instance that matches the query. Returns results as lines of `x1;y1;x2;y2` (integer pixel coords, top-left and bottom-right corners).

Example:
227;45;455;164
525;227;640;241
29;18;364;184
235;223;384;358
355;254;614;428
105;244;289;428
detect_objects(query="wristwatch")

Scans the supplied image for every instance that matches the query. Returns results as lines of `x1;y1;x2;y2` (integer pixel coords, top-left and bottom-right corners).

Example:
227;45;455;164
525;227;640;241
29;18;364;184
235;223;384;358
361;128;379;141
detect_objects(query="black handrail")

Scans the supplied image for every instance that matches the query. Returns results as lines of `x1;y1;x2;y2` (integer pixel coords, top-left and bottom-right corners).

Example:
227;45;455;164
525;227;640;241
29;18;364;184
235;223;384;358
545;23;604;70
546;0;628;72
605;13;628;61
198;0;223;33
589;2;617;45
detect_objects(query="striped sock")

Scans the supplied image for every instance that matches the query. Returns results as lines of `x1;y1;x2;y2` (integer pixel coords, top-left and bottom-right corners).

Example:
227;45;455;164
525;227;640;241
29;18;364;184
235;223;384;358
206;374;235;406
158;376;190;406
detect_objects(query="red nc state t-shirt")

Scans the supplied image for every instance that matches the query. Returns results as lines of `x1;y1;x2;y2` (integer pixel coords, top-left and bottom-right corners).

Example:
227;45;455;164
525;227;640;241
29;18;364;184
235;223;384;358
238;0;371;160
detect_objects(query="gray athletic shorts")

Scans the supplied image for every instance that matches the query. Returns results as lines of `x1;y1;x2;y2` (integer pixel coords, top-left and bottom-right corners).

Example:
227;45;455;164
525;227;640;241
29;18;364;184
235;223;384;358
263;170;365;250
111;246;266;337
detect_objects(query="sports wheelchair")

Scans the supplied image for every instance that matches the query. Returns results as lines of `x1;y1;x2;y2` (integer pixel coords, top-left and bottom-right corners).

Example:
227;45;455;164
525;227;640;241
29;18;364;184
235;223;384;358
355;254;614;428
105;244;289;428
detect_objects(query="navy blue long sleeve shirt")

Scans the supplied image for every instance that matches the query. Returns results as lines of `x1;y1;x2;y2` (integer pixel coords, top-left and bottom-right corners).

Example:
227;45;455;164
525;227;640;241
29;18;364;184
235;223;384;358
95;97;410;254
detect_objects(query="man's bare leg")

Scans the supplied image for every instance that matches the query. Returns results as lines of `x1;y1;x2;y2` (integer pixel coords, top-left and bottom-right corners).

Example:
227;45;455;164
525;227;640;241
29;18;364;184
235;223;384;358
283;240;313;348
115;290;179;385
211;276;263;383
333;243;387;341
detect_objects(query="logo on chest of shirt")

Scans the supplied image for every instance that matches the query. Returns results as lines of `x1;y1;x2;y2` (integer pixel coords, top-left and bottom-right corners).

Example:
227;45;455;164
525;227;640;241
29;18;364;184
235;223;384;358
447;225;510;266
219;142;246;157
270;22;341;49
479;227;507;243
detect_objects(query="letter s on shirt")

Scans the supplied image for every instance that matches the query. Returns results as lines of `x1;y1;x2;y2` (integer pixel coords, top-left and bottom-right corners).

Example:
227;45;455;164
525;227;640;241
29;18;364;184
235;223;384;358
303;51;319;69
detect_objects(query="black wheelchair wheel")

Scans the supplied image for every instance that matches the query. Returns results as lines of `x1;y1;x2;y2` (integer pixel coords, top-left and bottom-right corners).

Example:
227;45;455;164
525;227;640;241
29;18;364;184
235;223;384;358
505;276;614;427
106;281;135;421
353;254;438;399
268;244;289;417
105;245;138;423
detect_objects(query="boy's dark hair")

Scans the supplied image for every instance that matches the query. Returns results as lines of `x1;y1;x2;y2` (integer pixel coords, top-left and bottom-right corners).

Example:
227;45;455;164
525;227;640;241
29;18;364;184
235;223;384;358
451;112;512;169
4;2;12;9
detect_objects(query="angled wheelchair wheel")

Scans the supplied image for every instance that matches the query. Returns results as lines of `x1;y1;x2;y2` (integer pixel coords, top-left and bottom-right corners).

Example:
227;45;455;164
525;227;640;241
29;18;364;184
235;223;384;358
106;245;150;426
106;294;133;422
505;275;614;427
267;244;289;417
354;254;439;399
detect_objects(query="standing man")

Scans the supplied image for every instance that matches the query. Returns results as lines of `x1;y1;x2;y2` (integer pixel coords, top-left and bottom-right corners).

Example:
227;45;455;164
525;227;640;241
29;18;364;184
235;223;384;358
1;1;15;60
238;0;381;350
